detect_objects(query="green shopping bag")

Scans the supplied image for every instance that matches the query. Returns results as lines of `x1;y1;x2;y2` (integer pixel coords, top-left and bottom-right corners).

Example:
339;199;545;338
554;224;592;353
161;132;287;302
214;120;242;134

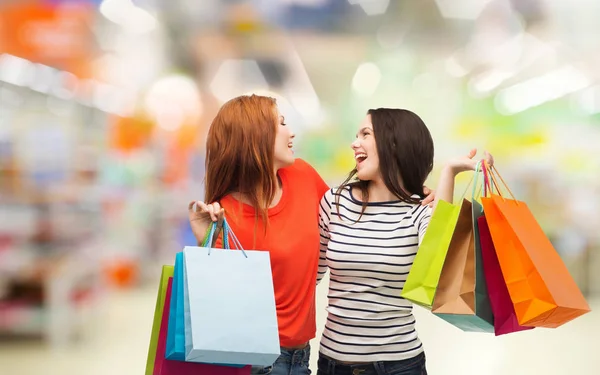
469;168;495;330
145;265;174;375
401;199;462;308
470;200;495;330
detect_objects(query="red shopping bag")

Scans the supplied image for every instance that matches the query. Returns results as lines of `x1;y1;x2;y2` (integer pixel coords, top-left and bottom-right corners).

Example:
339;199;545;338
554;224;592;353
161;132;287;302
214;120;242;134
478;216;533;336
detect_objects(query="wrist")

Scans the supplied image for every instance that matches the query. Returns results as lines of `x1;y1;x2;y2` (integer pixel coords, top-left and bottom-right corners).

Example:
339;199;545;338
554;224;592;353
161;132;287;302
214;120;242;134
442;163;459;177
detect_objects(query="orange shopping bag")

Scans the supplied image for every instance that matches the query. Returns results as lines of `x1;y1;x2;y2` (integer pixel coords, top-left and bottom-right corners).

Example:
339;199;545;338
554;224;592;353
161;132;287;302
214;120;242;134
480;164;590;328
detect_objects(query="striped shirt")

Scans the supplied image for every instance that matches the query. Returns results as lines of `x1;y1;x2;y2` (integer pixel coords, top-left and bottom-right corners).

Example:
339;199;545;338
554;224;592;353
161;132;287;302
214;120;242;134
317;185;431;362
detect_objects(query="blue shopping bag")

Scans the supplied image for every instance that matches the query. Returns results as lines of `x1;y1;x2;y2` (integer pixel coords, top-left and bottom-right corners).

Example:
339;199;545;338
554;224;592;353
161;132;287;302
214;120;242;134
166;228;245;367
183;220;280;366
165;252;186;360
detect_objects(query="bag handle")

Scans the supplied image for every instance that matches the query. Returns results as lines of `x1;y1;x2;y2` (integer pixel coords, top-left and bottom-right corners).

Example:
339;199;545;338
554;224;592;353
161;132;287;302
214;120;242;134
471;160;485;200
200;222;226;248
201;219;248;258
471;160;489;213
223;219;247;255
482;161;518;204
481;159;493;197
457;159;486;202
482;160;503;197
457;169;476;202
478;158;500;197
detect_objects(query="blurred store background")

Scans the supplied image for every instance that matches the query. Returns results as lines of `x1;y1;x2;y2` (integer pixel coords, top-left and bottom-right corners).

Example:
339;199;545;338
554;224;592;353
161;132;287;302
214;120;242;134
0;0;598;374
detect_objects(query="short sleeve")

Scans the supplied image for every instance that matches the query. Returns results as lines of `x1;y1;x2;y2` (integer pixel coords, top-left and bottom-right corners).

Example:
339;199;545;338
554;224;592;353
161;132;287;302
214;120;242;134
317;189;333;285
411;205;432;246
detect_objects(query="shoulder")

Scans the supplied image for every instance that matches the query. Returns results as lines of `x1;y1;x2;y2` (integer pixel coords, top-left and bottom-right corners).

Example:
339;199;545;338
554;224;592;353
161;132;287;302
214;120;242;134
321;186;340;203
411;203;431;215
326;185;354;205
410;202;431;223
282;158;327;191
319;187;350;220
284;158;319;177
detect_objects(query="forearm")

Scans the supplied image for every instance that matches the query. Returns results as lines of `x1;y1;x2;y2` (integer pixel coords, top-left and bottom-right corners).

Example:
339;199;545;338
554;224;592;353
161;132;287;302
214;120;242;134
432;165;458;208
428;149;489;211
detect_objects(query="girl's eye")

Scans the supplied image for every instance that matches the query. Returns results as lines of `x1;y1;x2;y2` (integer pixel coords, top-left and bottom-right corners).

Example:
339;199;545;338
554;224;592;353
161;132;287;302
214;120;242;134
281;123;287;126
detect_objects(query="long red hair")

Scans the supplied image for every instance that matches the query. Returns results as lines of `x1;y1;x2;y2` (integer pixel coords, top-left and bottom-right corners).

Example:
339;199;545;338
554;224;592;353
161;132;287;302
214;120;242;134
204;95;278;225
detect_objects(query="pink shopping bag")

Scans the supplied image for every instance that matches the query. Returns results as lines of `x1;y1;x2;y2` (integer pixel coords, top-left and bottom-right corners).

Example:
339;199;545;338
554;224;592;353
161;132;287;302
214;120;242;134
478;216;534;336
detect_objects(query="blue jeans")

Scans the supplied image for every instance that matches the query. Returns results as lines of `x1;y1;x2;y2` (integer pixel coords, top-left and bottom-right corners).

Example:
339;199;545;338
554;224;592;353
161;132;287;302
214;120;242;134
251;345;312;375
316;352;427;375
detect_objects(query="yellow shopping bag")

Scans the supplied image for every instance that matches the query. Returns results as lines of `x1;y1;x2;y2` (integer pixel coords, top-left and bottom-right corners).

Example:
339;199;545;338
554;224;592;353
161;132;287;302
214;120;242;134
145;265;174;375
401;199;464;308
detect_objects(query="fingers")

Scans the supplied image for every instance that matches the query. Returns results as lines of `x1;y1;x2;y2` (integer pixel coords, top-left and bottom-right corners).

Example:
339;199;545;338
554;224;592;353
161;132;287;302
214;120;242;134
189;200;209;214
484;150;494;167
421;186;435;206
216;206;225;228
212;202;225;226
207;202;221;222
190;201;223;222
421;195;434;206
467;148;477;159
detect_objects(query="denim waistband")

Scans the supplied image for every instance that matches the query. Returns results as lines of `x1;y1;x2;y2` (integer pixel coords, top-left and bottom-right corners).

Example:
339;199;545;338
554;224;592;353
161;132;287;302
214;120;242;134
280;344;311;364
318;351;426;375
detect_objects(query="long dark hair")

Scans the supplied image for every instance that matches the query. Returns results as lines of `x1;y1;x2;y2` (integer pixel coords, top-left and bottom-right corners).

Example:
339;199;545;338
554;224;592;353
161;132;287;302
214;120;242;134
335;108;434;219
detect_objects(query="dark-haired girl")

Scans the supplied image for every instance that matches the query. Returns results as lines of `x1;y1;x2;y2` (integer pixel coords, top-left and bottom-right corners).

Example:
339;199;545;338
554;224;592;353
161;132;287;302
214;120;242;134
316;108;493;375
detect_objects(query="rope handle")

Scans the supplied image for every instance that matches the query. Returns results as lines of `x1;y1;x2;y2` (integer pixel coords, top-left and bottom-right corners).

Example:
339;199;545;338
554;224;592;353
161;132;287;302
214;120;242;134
200;219;248;258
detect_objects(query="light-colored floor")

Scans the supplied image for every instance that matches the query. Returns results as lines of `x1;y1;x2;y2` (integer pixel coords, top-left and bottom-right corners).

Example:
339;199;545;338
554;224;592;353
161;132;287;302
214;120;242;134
1;276;598;375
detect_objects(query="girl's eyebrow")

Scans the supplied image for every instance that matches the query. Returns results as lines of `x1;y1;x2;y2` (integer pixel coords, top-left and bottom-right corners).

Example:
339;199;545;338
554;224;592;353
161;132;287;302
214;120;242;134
356;127;372;136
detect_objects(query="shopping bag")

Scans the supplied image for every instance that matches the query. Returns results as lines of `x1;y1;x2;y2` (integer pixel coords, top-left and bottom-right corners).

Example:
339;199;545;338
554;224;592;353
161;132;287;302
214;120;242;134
401;199;462;308
145;266;173;375
165;252;185;360
432;162;494;331
478;215;534;335
470;200;495;330
432;197;495;332
481;165;591;328
183;220;280;366
155;278;251;375
167;231;245;367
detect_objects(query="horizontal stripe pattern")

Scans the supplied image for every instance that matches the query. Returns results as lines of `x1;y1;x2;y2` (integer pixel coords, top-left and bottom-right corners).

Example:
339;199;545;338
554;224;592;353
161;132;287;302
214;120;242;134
317;186;431;362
